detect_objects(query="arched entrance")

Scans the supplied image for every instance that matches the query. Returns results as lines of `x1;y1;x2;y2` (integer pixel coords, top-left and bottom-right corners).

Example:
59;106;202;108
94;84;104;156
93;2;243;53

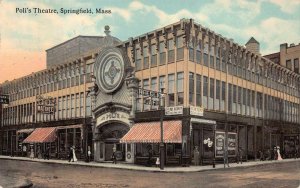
96;122;129;161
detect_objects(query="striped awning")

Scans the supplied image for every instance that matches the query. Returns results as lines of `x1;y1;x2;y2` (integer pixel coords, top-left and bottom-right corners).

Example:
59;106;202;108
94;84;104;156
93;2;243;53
23;127;57;143
120;120;182;143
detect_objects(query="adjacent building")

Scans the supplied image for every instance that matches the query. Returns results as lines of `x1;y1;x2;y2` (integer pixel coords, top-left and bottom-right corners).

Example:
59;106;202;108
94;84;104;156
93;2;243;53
264;42;300;74
1;19;299;166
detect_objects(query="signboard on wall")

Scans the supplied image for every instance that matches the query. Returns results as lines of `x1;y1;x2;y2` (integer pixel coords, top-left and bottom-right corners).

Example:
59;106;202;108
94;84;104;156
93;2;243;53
96;111;130;126
190;106;204;116
165;106;183;115
0;95;9;104
215;132;237;158
215;132;225;158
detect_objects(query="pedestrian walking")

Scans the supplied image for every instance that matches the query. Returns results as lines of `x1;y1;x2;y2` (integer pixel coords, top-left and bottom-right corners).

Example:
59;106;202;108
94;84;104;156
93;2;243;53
237;147;243;164
224;149;230;168
68;147;73;162
277;146;283;160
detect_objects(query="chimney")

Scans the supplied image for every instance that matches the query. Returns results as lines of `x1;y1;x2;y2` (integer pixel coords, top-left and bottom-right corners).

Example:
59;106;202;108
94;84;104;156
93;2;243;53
245;37;260;54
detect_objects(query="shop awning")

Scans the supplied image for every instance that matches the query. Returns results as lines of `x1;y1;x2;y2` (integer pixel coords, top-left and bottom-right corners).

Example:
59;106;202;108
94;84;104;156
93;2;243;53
120;120;182;143
23;127;57;143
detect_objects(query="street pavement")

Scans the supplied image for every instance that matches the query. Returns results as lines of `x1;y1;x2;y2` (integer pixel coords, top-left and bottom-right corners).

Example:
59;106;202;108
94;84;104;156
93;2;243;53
0;156;300;187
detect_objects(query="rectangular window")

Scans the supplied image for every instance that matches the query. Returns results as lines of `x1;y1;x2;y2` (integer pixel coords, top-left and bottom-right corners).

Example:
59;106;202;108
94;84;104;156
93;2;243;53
294;58;299;73
151;44;157;67
168;74;175;106
209;46;215;68
159;76;165;93
196;42;201;64
151;77;157;110
143;79;150;111
176;36;184;61
196;74;201;106
189;41;194;62
159;42;166;65
177;72;184;105
286;59;292;70
203;76;208;109
143;46;149;69
216;80;220;100
189;72;194;105
228;84;232;112
151;77;157;91
203;43;209;66
76;93;80;117
168;39;175;63
135;48;142;70
221;81;226;111
210;78;214;98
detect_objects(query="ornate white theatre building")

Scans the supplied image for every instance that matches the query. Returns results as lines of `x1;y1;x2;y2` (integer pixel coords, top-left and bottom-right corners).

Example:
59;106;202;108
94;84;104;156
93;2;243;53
1;19;300;166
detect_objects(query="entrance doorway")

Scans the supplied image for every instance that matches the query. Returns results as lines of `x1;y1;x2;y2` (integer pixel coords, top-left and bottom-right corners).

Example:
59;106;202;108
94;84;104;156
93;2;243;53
97;122;129;161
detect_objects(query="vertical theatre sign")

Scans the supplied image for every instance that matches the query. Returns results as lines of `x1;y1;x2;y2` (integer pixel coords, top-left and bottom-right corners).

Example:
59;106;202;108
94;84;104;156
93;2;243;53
215;132;225;158
228;133;237;157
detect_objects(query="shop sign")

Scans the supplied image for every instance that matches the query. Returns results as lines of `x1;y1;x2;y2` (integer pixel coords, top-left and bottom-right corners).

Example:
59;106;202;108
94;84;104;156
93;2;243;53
228;133;237;157
215;132;225;158
190;118;216;125
138;88;162;99
0;94;9;104
165;106;183;116
96;111;130;126
36;95;56;114
190;106;204;116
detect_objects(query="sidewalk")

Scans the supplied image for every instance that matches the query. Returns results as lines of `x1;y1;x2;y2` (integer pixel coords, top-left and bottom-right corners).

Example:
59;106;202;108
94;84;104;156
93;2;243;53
1;155;299;173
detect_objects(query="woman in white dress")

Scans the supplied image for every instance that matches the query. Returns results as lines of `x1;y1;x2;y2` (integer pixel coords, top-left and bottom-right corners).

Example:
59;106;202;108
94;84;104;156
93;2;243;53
277;146;283;160
72;146;77;162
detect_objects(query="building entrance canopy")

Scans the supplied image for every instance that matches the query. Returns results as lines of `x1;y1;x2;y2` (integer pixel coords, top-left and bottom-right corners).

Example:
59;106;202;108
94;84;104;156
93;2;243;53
23;127;56;143
120;120;182;144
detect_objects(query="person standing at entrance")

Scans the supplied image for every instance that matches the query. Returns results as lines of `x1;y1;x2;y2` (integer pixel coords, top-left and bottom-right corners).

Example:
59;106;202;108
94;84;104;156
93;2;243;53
30;147;34;159
44;146;50;160
87;146;91;163
112;147;117;164
68;147;73;162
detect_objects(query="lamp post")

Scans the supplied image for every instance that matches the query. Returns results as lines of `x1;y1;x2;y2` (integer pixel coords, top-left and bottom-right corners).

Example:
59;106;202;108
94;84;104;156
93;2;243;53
159;86;165;170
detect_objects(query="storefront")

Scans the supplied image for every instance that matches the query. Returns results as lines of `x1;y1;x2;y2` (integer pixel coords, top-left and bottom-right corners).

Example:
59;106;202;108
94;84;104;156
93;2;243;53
23;127;57;158
56;124;83;159
120;120;182;166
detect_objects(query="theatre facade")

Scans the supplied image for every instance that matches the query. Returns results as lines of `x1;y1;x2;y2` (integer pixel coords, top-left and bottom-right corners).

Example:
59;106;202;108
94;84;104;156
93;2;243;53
1;19;300;166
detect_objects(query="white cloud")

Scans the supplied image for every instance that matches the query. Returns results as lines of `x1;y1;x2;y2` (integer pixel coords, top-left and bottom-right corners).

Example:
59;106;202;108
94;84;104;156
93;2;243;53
268;0;300;13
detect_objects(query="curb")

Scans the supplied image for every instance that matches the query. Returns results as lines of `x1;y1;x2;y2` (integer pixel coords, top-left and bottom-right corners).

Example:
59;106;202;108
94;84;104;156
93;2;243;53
1;156;299;173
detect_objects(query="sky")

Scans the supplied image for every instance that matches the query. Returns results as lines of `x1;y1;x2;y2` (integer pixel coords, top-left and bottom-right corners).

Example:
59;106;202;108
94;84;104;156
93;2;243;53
0;0;300;83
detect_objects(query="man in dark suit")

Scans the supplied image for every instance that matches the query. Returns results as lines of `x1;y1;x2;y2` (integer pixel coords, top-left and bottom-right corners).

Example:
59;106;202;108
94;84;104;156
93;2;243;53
44;146;50;160
68;147;73;162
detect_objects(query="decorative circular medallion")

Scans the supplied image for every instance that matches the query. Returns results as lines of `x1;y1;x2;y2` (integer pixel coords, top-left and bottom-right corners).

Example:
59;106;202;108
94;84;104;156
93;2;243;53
94;48;125;93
